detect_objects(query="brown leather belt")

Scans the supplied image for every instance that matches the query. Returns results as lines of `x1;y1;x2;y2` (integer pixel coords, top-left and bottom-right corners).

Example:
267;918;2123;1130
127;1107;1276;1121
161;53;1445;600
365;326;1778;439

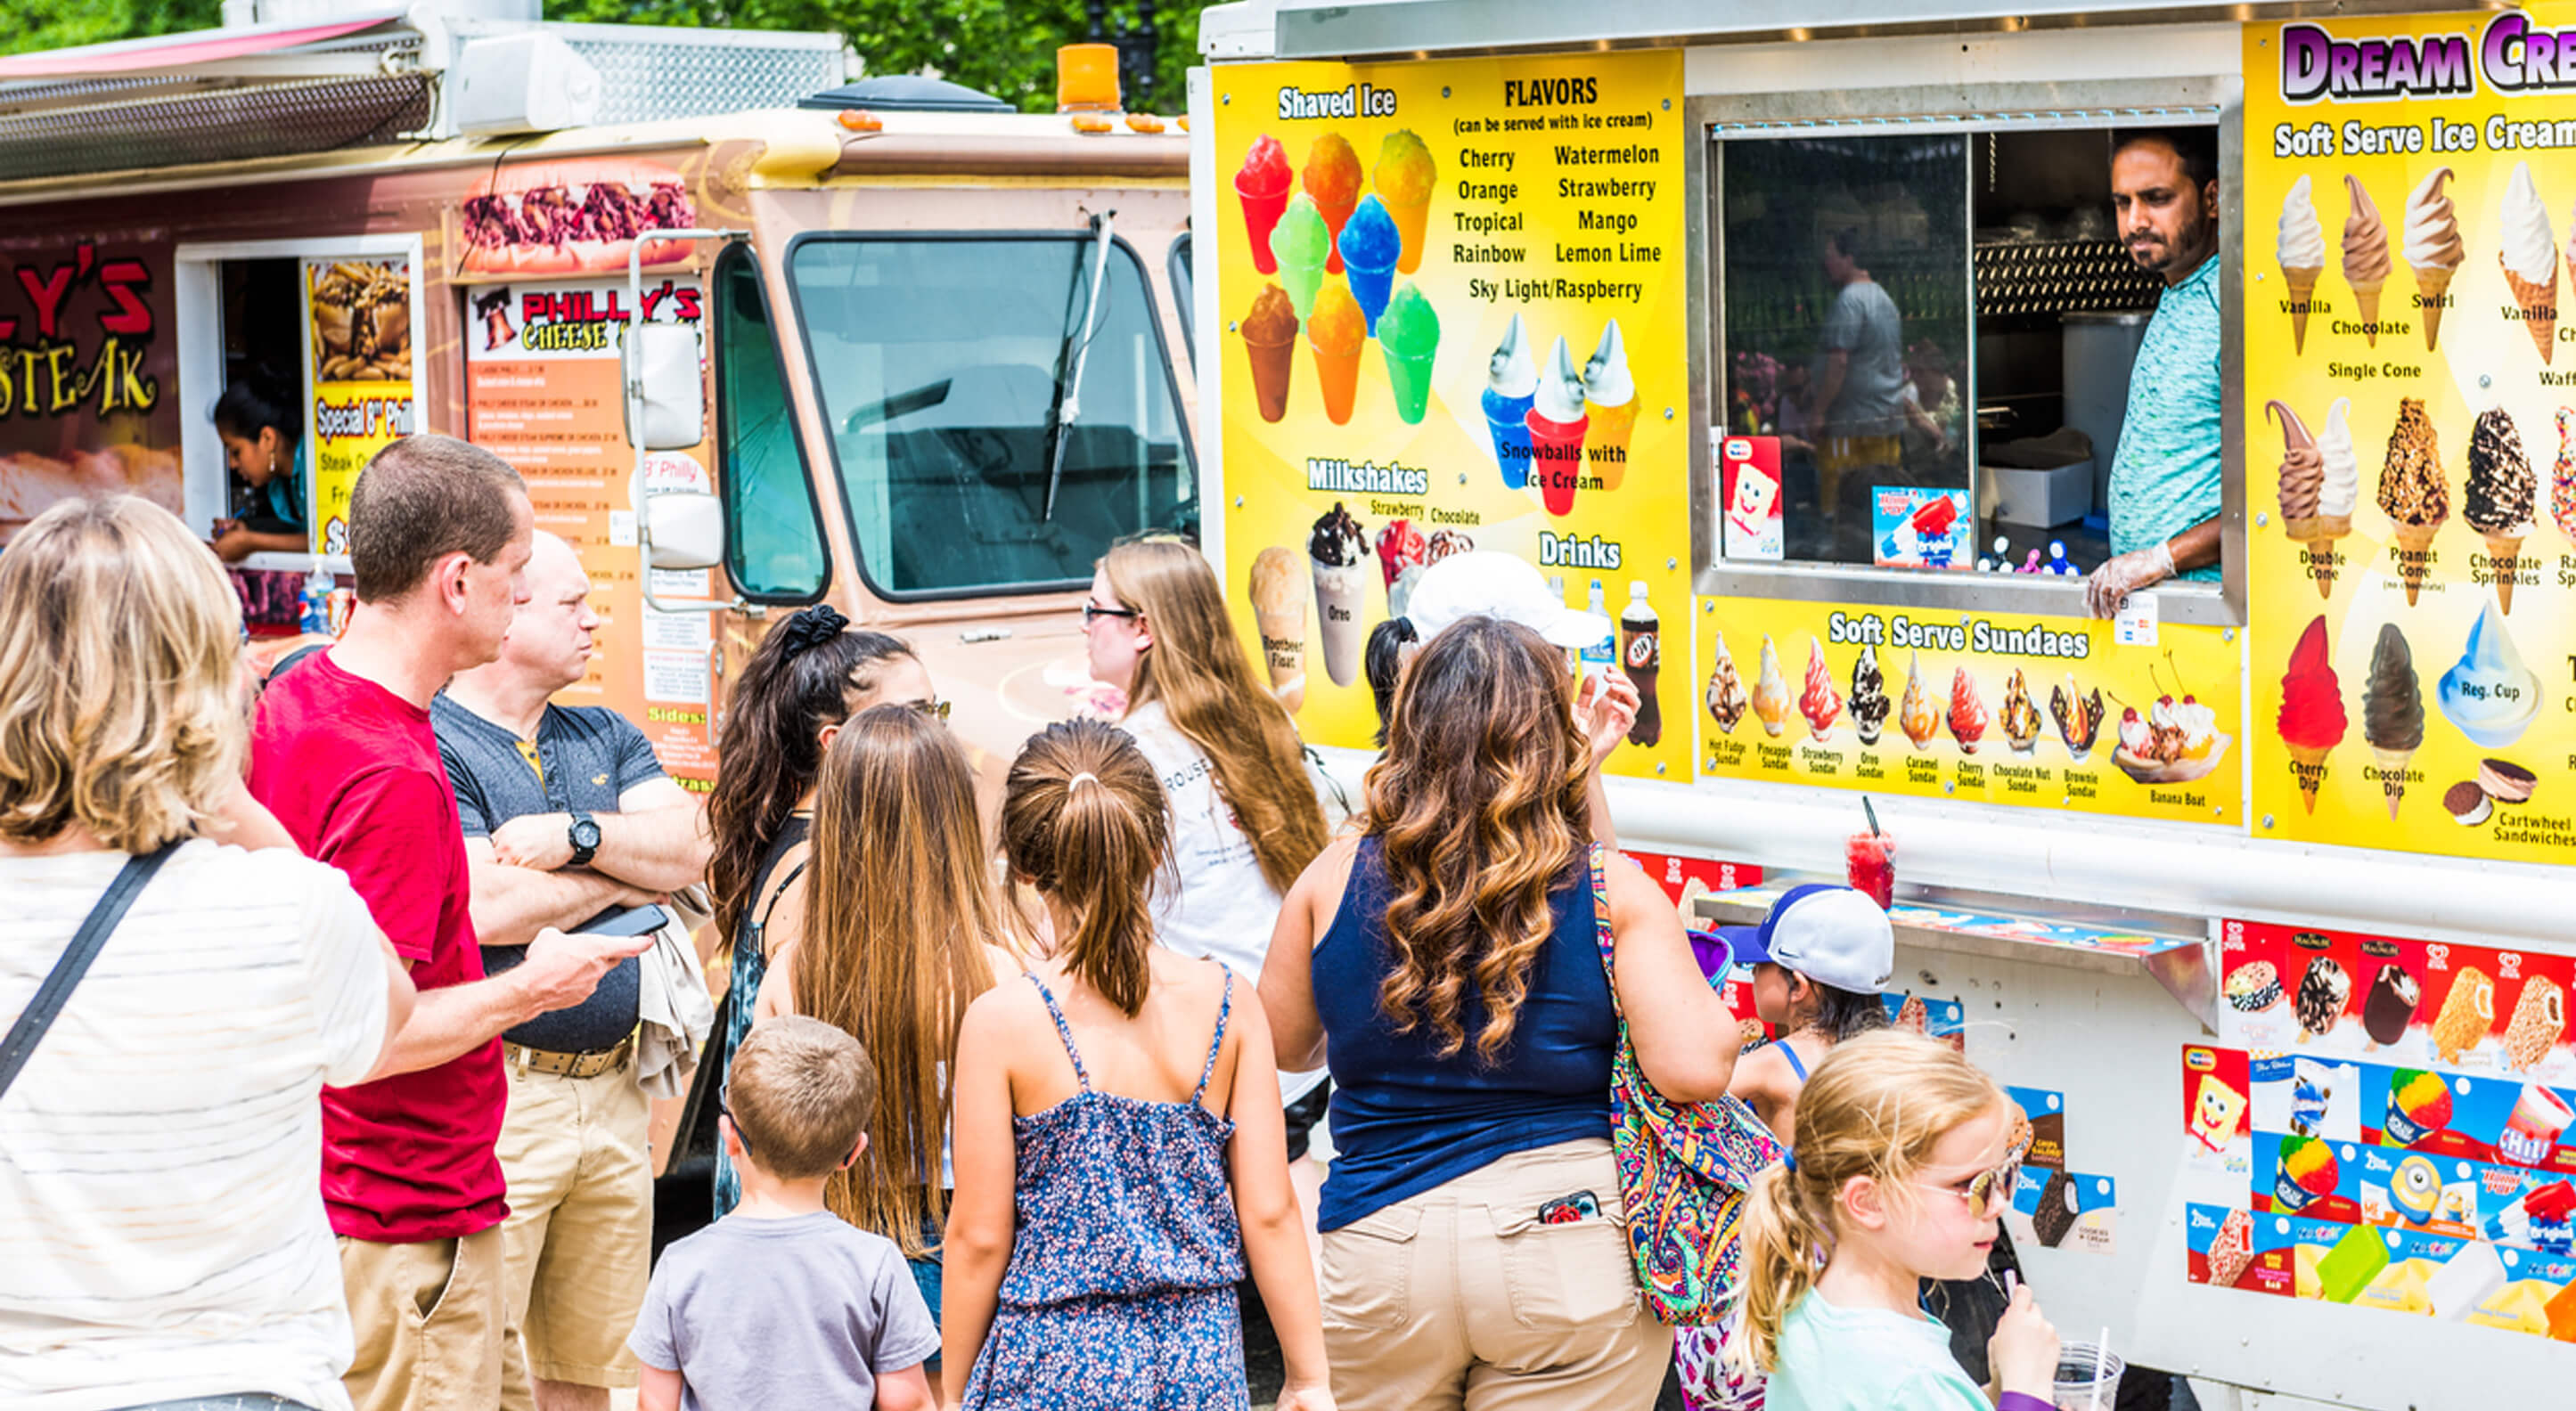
504;1033;634;1080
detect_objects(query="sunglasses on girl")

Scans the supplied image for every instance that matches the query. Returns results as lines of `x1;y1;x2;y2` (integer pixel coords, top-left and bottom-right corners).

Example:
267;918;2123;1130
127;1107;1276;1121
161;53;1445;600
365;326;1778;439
1914;1156;2023;1218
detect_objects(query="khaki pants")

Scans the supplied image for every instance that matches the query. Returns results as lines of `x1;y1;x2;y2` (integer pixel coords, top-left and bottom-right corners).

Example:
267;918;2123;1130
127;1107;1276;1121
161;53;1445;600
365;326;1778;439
338;1225;507;1411
1319;1138;1667;1411
495;1057;652;1404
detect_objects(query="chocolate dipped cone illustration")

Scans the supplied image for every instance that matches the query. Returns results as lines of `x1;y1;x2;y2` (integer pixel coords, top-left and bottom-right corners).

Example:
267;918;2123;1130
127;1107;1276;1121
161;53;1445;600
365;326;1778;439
2363;622;2424;820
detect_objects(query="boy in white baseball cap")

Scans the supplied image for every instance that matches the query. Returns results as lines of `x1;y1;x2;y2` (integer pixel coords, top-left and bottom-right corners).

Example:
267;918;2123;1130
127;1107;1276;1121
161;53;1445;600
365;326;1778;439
1721;883;1895;1144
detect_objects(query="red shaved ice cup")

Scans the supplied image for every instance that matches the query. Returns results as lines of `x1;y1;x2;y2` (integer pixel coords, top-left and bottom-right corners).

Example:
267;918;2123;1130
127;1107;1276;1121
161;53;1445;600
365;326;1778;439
1527;409;1590;517
1237;170;1289;275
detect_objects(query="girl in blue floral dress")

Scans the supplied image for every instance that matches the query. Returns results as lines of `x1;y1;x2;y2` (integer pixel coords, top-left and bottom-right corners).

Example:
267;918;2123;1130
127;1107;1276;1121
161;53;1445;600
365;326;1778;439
943;720;1334;1411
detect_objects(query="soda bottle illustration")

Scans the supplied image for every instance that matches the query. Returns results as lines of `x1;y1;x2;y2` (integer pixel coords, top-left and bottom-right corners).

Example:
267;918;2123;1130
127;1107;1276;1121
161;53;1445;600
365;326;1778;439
1622;582;1661;746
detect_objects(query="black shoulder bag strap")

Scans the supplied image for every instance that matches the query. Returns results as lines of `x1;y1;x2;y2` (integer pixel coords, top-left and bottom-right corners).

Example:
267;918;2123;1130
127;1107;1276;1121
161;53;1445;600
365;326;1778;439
0;841;180;1103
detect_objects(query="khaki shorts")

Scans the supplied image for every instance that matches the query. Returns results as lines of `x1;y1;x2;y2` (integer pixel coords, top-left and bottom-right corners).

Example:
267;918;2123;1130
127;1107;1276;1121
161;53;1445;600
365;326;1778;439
494;1056;653;1400
1319;1138;1667;1411
338;1225;507;1411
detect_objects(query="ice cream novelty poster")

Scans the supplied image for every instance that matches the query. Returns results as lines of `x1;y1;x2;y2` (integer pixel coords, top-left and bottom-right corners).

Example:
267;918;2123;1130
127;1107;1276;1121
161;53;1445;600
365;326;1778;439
1211;52;1691;780
2247;8;2576;864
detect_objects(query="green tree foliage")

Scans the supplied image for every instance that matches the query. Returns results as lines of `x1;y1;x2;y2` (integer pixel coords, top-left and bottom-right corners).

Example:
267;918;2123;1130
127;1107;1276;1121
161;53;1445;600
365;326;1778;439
0;0;223;55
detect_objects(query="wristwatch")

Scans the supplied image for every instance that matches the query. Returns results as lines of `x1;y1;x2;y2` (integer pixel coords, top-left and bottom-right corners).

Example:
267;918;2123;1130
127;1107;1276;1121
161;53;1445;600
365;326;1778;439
567;812;601;868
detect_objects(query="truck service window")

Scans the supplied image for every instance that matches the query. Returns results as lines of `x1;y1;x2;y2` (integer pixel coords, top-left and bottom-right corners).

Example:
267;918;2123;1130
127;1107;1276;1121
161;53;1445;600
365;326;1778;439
716;245;829;602
788;233;1194;598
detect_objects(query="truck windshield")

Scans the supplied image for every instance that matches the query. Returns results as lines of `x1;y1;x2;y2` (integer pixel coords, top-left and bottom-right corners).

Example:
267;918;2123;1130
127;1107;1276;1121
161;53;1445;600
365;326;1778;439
787;232;1195;597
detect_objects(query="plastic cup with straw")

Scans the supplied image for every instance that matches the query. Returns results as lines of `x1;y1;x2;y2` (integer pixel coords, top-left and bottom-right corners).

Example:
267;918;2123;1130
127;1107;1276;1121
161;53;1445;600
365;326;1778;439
2050;1331;2122;1411
1845;797;1894;909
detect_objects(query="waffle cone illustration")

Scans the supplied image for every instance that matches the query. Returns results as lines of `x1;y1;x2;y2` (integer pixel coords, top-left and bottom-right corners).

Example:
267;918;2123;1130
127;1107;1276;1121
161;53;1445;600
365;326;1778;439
2432;966;2495;1064
2506;263;2558;365
2284;266;2322;353
2392;522;2440;604
2486;532;2529;613
2416;266;2453;351
2287;743;2333;814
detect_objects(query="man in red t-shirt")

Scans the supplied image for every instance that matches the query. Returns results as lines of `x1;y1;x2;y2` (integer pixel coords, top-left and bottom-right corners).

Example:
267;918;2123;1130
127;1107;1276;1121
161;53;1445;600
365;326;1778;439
251;435;653;1411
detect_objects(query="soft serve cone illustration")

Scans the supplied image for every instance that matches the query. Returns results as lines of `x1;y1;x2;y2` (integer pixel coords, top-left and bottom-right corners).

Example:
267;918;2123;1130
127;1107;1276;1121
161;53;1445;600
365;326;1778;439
2437;598;2540;748
2342;175;2391;347
2270;398;2353;599
2363;622;2424;820
1483;314;1538;489
2278;616;2347;815
2463;406;2536;614
2278;173;2326;355
2501;161;2558;365
2377;396;2448;607
1582;319;1638;491
2403;167;2462;353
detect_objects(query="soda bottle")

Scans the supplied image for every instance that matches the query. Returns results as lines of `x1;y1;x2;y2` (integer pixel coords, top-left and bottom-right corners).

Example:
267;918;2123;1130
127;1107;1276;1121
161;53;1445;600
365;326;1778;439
1621;582;1660;746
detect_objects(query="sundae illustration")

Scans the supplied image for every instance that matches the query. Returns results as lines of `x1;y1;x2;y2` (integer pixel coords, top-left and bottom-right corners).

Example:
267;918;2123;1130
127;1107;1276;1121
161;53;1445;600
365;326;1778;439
2436;599;2539;747
2050;675;2103;761
1234;135;1293;275
1750;636;1791;737
1371;130;1435;274
1377;283;1440;426
2363;623;2424;818
1526;336;1591;518
1267;193;1331;321
2463;406;2537;613
1946;669;1988;755
1582;320;1637;491
1899;651;1939;749
1705;632;1747;734
1483;314;1538;489
2112;661;2230;785
1337;195;1401;334
1247;547;1309;712
2278;615;2346;814
1307;503;1369;688
1306;281;1366;427
1239;283;1299;423
1848;644;1889;746
1301;132;1362;273
2377;397;2448;607
2402;167;2462;352
1799;637;1844;741
2341;175;2391;347
2270;397;2354;599
2500;161;2558;363
1999;669;2041;754
2277;172;2326;354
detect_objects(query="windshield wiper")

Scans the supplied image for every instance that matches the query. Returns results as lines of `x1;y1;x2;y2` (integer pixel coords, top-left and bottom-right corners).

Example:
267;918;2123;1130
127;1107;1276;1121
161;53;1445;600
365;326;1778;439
1043;209;1114;522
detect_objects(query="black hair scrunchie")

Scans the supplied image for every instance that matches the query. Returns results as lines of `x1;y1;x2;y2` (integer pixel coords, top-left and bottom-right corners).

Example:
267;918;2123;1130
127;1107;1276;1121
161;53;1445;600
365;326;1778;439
778;603;849;657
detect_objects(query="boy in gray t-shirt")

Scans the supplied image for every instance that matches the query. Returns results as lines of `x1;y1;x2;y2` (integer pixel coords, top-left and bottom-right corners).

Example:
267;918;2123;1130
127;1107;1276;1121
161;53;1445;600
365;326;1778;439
631;1018;936;1411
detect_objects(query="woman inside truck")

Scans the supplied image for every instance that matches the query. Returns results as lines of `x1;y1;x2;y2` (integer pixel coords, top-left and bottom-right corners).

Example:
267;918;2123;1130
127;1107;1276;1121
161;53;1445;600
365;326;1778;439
208;375;309;563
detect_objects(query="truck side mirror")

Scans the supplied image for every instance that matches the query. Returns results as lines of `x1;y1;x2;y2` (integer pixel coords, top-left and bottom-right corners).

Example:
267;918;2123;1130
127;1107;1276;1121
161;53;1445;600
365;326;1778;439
626;322;705;452
643;491;724;572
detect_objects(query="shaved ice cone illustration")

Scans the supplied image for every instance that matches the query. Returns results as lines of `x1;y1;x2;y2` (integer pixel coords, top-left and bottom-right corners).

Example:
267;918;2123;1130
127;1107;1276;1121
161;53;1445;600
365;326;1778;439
1239;283;1298;423
1526;335;1591;518
2363;623;2424;820
2278;616;2346;815
2464;406;2537;615
1306;281;1366;427
2500;162;2558;365
1372;130;1435;275
1234;135;1293;276
1377;284;1440;426
1484;314;1538;489
1302;132;1362;274
2377;397;2448;607
1268;193;1331;322
1337;195;1400;335
1247;547;1309;713
2278;173;2326;355
2403;167;2462;353
2342;175;2392;347
1582;319;1638;491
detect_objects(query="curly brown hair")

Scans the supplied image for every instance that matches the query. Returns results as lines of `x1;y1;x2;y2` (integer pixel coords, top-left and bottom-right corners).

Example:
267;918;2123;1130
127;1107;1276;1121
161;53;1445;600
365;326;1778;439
1362;616;1589;1062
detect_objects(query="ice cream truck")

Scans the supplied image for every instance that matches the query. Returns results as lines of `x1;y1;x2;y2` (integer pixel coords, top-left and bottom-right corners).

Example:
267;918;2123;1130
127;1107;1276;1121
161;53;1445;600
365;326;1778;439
1189;1;2576;1402
0;0;1198;799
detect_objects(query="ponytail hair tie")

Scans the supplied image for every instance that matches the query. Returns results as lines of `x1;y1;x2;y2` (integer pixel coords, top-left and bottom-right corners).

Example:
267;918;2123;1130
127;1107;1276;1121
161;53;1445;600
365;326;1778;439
1781;1151;1798;1174
778;604;849;657
1067;771;1100;789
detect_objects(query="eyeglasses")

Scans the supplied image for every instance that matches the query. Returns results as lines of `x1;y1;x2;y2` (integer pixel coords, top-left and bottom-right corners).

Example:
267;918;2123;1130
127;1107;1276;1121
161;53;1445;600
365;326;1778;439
1082;601;1141;626
719;1081;753;1161
1913;1159;2022;1219
907;698;952;722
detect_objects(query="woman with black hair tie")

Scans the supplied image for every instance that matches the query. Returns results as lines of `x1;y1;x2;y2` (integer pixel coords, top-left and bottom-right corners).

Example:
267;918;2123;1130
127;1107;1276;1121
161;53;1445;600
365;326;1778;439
209;376;311;562
699;603;938;1214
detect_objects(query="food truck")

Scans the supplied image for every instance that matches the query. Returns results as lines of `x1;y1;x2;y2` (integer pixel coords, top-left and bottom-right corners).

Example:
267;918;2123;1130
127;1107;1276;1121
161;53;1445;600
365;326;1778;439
0;0;1198;795
1189;2;2576;1402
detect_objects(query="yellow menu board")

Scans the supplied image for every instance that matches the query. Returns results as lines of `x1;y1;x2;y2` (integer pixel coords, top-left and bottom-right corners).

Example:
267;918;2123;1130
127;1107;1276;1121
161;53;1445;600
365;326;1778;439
2245;11;2576;860
1692;598;2244;823
1210;52;1691;779
301;256;419;555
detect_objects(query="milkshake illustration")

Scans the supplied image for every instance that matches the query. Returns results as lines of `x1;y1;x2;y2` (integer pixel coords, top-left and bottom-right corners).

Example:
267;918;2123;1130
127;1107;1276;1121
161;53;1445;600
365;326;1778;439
1268;194;1331;322
1307;281;1366;427
2377;397;2448;607
1239;284;1298;423
2341;175;2391;347
1234;135;1293;276
1525;335;1591;518
2363;622;2424;819
1302;132;1362;274
2403;167;2462;353
1373;130;1436;274
2278;615;2347;815
1308;503;1369;688
2278;173;2325;354
1378;284;1440;426
1247;547;1309;713
2501;161;2558;364
1582;319;1638;491
2463;406;2537;614
1337;195;1401;335
1484;314;1538;489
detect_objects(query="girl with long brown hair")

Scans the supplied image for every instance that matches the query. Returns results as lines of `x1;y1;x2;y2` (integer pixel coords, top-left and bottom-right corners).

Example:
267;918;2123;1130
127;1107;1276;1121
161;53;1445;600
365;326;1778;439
754;704;1018;1326
1259;616;1740;1409
696;604;934;1215
942;720;1331;1411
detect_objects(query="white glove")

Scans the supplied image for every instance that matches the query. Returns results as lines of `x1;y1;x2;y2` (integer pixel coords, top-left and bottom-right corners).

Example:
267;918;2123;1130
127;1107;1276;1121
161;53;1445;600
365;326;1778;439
2084;539;2176;618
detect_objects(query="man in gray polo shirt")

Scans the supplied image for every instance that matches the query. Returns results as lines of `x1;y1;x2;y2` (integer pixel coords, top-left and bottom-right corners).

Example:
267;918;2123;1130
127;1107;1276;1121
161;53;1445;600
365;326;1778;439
434;531;711;1411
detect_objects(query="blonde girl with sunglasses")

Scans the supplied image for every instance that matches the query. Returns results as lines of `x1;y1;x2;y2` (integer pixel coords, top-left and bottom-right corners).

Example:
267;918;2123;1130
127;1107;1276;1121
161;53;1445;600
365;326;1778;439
1730;1031;2061;1411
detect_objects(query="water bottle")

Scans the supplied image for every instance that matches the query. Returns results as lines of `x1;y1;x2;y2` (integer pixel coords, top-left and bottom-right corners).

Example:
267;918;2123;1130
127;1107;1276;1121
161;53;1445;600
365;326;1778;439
299;566;333;635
